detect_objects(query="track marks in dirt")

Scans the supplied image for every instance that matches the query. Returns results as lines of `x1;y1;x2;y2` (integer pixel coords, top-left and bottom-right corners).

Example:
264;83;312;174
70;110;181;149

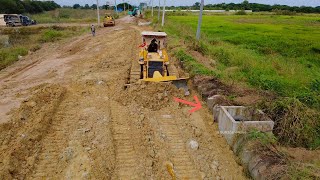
110;101;144;179
158;116;201;179
30;94;79;179
0;84;66;179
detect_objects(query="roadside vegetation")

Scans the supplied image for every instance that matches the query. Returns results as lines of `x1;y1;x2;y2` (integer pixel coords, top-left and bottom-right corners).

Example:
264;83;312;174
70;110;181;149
0;26;87;70
29;8;115;24
28;8;126;24
153;13;320;149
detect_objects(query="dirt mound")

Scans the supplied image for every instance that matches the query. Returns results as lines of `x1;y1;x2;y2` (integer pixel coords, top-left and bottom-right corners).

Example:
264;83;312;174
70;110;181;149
118;82;185;110
193;75;231;98
0;84;65;179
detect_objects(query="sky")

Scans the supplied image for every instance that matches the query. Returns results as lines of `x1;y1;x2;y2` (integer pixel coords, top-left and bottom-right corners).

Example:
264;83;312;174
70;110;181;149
53;0;320;7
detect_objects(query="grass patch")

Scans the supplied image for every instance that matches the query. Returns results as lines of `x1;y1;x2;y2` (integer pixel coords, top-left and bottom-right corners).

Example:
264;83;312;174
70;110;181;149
174;50;219;77
287;162;320;179
39;29;63;42
0;47;28;69
0;26;86;70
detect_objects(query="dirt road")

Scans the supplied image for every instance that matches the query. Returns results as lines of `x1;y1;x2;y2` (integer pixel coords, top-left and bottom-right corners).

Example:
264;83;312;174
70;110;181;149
0;16;245;179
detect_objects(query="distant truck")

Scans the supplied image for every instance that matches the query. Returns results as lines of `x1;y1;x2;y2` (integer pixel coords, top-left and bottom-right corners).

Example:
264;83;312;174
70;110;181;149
3;14;36;27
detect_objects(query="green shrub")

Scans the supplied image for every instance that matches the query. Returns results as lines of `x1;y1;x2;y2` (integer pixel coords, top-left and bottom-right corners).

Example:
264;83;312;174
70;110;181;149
191;41;209;55
272;9;297;15
248;129;277;146
296;91;319;108
262;98;320;149
39;29;63;42
235;10;247;15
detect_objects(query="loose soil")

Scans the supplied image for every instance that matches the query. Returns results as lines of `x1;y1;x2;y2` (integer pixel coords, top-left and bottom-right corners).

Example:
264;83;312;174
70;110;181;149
0;16;246;179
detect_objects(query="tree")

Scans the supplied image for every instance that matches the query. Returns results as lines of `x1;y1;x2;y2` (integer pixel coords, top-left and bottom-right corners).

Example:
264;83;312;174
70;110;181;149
117;3;133;10
102;4;110;9
91;4;97;9
0;0;59;14
0;0;24;14
193;2;200;8
242;0;250;10
73;4;81;9
84;4;90;9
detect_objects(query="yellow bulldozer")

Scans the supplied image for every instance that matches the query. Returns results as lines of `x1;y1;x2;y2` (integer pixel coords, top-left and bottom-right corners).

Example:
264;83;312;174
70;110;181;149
129;31;189;91
103;15;115;27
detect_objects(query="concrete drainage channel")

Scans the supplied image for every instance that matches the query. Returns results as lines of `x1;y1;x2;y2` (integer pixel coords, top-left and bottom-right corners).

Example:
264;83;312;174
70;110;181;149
208;95;278;179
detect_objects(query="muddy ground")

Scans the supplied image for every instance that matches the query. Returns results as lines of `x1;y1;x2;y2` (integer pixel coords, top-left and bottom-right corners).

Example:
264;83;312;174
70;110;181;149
0;16;245;179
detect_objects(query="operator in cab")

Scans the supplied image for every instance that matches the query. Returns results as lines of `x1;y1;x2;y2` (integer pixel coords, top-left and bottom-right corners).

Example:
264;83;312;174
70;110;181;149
148;38;158;52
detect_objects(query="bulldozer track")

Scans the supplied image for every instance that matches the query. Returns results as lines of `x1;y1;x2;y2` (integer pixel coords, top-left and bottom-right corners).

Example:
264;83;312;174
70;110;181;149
110;102;142;179
158;117;201;179
129;32;141;84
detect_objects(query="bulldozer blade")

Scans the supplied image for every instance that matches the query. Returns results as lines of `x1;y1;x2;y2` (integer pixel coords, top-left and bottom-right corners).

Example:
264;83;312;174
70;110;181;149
172;79;190;95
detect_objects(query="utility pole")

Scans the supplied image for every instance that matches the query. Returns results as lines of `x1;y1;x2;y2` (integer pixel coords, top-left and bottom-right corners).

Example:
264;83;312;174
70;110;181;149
151;0;154;17
161;0;166;26
123;0;126;12
97;0;100;26
196;0;204;40
115;0;118;14
158;0;160;21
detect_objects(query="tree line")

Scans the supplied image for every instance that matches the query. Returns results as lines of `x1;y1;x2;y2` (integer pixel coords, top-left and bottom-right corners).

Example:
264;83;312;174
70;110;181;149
68;3;133;11
0;0;319;15
0;0;60;14
183;1;320;13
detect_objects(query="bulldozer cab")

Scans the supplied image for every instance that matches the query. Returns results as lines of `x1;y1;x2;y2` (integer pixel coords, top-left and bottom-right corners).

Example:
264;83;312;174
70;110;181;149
141;31;167;52
139;31;177;81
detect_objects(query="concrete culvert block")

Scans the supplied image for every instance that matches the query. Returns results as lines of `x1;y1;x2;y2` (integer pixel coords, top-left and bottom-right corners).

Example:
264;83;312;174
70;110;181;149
207;95;226;110
213;105;220;122
217;106;274;146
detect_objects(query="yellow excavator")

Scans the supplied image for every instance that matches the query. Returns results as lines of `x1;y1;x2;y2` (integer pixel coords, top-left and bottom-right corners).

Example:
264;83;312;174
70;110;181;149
103;14;115;27
129;31;189;91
